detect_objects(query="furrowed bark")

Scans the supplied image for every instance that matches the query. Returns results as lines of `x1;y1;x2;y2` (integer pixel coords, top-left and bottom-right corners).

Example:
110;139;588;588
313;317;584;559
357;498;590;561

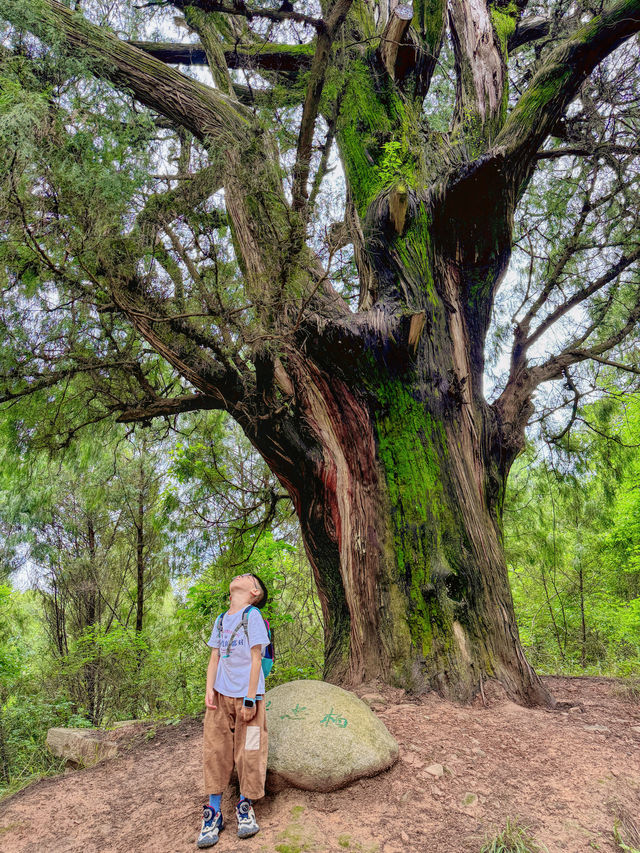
448;0;514;140
409;0;448;99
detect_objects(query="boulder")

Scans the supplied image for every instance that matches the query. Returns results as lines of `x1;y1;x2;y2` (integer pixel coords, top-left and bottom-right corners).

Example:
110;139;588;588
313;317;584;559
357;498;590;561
46;728;119;767
265;680;398;792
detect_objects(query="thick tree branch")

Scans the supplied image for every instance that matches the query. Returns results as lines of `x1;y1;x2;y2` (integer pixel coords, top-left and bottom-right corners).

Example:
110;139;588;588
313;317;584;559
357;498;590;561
0;362;137;405
448;0;509;133
5;0;251;144
134;163;226;239
183;6;236;98
405;0;448;100
128;39;314;75
114;393;225;422
291;0;354;213
509;15;550;51
535;143;640;160
495;0;640;195
170;0;323;30
531;292;640;384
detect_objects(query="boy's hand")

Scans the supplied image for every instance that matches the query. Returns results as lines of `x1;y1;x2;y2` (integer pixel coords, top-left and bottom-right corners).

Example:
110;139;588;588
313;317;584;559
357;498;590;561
205;688;217;710
240;704;257;722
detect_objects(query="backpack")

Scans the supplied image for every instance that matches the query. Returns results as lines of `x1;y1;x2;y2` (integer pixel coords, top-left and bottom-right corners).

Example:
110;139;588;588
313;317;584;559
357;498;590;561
216;605;275;678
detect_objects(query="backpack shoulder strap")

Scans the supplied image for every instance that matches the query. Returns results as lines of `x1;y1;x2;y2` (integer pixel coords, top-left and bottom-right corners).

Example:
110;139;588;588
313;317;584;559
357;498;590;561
241;605;253;641
242;606;271;644
216;611;226;637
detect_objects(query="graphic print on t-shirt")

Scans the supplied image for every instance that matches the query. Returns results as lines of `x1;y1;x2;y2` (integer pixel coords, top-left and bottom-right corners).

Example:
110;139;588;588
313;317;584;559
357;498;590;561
220;620;245;656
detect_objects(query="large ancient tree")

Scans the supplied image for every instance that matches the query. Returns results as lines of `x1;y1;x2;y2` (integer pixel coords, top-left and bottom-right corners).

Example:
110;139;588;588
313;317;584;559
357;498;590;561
1;0;639;704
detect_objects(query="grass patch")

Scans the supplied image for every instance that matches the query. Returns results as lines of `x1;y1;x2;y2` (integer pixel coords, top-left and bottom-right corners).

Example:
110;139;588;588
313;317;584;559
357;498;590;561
614;678;640;703
480;818;548;853
275;804;313;853
613;809;640;852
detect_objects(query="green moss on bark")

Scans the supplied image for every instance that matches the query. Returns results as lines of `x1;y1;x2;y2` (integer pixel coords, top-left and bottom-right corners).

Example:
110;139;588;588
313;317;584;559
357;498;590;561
373;380;448;650
489;3;517;57
334;56;422;218
413;0;446;52
393;208;437;306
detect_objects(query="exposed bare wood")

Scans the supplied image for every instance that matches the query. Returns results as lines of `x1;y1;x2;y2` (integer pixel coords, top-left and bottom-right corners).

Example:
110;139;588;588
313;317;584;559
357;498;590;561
378;3;413;82
388;183;409;234
274;358;295;397
407;311;426;351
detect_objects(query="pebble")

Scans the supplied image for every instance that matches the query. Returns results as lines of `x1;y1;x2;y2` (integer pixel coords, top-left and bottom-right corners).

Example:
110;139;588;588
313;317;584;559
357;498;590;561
423;763;444;778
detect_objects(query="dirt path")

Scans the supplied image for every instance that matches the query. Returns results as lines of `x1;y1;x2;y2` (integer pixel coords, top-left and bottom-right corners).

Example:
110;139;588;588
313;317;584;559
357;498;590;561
1;677;639;853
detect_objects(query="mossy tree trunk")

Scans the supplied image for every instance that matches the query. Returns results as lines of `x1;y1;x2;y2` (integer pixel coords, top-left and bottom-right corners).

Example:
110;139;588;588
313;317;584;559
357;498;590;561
5;0;640;706
246;194;550;703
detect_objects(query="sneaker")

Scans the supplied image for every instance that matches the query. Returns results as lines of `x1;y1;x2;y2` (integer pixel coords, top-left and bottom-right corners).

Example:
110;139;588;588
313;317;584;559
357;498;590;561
236;798;259;838
197;806;224;848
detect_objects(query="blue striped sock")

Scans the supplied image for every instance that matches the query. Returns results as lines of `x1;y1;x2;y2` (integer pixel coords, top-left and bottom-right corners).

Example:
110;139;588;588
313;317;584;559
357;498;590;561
209;794;222;812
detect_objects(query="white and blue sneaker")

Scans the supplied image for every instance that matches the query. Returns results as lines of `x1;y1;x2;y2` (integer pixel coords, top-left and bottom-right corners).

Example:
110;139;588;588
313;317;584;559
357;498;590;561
236;798;259;838
197;806;224;848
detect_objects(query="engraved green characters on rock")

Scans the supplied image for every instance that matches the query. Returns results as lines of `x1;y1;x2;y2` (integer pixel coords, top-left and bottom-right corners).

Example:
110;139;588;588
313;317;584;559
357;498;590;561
319;707;348;728
279;703;309;720
266;701;348;727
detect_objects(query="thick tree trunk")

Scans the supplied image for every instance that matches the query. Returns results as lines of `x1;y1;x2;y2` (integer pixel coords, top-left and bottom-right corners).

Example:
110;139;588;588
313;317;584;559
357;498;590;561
292;379;548;704
252;208;552;705
254;335;550;705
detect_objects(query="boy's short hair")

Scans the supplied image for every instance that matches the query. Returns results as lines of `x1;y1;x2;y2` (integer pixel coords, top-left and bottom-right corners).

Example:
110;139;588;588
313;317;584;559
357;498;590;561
252;573;268;609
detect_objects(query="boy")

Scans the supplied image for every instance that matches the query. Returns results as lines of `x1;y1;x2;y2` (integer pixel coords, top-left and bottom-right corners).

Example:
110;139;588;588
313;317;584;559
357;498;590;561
197;572;270;848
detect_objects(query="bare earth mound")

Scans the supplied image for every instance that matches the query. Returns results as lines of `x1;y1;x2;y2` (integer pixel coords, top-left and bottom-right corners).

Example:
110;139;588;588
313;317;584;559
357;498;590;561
1;677;639;853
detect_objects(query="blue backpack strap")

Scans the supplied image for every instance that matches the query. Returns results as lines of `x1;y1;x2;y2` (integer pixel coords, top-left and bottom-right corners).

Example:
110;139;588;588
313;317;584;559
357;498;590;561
216;611;226;640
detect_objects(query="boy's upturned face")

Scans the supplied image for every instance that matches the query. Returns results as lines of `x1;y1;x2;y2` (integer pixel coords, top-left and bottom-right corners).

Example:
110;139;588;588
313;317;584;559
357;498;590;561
230;573;260;602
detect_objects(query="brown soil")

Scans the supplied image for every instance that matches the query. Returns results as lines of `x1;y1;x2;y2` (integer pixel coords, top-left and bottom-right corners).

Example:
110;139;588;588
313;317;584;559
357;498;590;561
1;677;639;853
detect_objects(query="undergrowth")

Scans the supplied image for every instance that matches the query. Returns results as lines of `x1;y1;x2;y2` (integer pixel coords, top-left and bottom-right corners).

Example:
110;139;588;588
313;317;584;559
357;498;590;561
480;818;548;853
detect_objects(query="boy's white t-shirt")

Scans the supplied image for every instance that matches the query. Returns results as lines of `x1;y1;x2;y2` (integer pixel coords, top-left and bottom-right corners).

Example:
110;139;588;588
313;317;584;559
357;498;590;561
207;607;269;698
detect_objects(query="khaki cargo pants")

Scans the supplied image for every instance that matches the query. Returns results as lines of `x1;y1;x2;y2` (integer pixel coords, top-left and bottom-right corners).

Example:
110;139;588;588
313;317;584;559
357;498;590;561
203;690;268;801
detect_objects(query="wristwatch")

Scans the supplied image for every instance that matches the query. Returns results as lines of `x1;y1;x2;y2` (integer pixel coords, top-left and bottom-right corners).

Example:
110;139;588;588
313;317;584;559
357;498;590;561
243;697;256;708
